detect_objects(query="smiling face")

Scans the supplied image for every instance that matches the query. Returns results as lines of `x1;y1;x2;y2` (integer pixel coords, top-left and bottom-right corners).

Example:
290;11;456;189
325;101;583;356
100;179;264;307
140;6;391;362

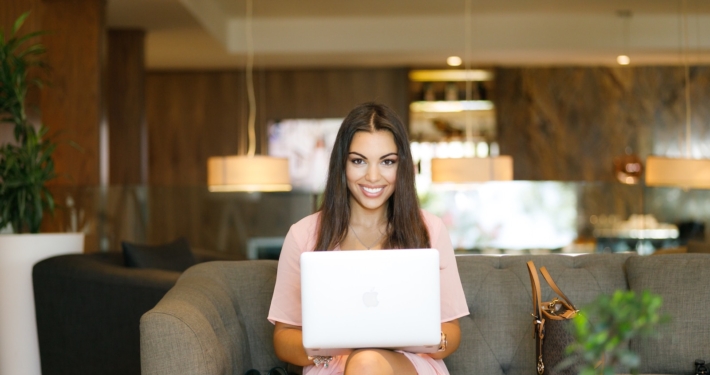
346;130;398;214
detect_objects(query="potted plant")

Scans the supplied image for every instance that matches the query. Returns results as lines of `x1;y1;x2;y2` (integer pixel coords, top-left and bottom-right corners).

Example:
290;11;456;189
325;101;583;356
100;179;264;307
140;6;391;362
0;12;83;375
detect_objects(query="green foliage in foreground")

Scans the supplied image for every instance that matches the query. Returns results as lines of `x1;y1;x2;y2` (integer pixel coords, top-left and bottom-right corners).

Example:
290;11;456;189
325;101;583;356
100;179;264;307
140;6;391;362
564;290;668;375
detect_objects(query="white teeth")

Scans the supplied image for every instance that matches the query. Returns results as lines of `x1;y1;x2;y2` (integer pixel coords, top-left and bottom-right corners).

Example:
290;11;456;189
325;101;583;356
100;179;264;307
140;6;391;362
363;187;383;194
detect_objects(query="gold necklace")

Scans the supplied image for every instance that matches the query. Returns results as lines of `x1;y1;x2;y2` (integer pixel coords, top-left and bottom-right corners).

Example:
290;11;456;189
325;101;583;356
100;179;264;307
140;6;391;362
349;224;385;250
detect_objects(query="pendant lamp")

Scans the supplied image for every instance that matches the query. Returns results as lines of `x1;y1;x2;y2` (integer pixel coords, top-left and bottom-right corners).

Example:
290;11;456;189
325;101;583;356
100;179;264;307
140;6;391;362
430;0;513;184
207;0;291;193
432;156;513;183
616;10;632;66
645;0;710;189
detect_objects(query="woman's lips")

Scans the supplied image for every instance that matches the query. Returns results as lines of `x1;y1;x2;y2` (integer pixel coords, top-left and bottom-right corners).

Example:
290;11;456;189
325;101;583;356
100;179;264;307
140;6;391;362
360;185;384;197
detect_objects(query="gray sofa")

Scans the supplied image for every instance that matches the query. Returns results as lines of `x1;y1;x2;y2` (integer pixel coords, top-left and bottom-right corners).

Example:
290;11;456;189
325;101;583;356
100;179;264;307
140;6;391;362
140;253;710;375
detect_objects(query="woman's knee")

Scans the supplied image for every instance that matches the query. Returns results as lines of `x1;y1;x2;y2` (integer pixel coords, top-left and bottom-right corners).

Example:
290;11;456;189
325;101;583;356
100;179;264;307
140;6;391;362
344;349;392;375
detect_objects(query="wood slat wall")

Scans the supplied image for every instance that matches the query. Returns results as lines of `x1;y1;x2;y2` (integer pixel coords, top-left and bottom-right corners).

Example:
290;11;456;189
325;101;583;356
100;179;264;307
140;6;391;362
0;1;41;31
41;0;104;186
146;71;246;186
107;29;146;185
146;68;409;185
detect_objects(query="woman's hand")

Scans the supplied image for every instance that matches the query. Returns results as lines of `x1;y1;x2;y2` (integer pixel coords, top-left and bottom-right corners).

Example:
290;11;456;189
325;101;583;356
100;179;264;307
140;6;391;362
426;319;461;360
273;322;313;367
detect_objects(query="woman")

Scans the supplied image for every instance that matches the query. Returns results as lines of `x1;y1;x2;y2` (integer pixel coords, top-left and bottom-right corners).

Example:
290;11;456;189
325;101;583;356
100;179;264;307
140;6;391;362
267;102;469;375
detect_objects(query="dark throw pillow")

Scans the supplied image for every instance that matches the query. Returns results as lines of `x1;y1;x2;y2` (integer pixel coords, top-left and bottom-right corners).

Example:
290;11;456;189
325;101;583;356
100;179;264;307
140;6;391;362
122;237;196;272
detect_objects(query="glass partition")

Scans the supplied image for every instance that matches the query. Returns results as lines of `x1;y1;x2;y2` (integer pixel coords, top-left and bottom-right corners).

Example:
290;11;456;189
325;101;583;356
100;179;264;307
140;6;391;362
43;183;706;257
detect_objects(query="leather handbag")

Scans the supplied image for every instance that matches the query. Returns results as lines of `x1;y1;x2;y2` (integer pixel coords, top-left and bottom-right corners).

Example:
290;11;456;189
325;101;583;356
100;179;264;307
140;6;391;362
527;261;579;375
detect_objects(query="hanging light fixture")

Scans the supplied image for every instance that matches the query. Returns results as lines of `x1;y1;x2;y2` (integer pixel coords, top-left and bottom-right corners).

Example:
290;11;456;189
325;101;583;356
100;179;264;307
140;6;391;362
613;147;644;185
611;10;643;186
616;10;632;66
430;0;513;184
645;0;710;189
207;0;291;192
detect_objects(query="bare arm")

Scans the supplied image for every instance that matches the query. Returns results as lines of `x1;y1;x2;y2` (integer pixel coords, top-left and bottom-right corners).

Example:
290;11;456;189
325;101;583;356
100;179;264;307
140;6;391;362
427;319;461;360
273;322;313;367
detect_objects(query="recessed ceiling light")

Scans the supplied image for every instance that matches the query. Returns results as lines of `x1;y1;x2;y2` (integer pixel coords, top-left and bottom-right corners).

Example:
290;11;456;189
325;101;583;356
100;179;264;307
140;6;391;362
447;56;462;67
617;55;630;65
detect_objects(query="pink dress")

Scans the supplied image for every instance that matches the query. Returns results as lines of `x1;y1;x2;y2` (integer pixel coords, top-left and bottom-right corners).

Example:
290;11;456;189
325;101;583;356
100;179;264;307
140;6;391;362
267;210;470;375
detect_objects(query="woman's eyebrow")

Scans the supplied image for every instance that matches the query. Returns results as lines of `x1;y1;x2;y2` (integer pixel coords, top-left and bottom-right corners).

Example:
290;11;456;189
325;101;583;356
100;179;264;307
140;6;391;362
379;153;397;160
348;151;367;159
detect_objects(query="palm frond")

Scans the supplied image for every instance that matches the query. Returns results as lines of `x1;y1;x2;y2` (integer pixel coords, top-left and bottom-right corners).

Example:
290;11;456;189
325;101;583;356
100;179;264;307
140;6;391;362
11;12;30;37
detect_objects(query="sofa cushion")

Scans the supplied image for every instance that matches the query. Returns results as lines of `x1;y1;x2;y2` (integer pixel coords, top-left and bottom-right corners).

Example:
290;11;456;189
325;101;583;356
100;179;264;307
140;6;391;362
626;254;710;374
122;237;196;272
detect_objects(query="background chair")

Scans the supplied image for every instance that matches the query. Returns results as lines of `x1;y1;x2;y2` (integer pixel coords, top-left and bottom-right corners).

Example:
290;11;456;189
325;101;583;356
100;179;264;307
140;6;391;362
33;248;240;375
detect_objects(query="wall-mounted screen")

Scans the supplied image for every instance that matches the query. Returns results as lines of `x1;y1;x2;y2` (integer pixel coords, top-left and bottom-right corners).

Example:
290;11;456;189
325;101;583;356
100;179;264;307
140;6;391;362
268;119;343;193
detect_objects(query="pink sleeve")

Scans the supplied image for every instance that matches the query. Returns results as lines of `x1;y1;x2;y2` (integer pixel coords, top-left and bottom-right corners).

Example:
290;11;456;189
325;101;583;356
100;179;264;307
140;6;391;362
423;211;470;322
267;214;319;326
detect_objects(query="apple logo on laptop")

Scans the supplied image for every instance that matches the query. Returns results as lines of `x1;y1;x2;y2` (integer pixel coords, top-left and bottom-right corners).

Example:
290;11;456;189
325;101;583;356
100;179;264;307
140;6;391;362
362;288;379;307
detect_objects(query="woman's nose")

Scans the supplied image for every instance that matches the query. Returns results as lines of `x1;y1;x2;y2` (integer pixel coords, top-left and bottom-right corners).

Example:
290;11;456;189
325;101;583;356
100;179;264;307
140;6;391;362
365;164;380;182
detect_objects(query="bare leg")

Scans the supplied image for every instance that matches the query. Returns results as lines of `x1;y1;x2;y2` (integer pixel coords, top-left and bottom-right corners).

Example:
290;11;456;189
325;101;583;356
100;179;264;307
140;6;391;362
343;349;417;375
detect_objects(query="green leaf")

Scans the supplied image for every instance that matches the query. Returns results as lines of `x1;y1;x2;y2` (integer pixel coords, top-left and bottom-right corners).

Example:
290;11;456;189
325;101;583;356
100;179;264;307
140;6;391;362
17;43;46;60
568;290;669;374
11;12;30;37
44;187;55;213
12;31;46;53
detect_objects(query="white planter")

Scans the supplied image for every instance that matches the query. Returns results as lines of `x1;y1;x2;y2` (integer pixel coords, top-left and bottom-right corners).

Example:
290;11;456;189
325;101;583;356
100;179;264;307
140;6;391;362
0;233;84;375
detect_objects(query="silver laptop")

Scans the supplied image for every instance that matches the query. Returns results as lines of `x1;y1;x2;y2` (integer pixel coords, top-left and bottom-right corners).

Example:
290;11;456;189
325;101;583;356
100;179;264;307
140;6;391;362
301;249;441;356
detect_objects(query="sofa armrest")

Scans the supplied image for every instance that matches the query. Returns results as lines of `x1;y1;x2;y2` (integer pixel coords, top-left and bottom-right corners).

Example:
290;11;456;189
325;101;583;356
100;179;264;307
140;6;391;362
140;260;284;375
141;298;233;374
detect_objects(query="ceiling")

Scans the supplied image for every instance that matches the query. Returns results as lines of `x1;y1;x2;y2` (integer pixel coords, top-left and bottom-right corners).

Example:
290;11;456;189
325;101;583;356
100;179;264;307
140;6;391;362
107;0;710;69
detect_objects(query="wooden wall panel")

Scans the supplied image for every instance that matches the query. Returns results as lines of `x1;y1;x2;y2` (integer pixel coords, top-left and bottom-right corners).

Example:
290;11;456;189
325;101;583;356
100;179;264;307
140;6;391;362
146;71;245;185
495;66;710;182
107;29;146;185
1;0;41;30
35;0;104;252
261;68;408;120
41;0;104;186
146;68;409;186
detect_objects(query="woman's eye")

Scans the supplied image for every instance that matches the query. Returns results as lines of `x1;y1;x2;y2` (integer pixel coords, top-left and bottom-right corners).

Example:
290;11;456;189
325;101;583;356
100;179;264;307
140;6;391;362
351;158;365;165
382;159;397;166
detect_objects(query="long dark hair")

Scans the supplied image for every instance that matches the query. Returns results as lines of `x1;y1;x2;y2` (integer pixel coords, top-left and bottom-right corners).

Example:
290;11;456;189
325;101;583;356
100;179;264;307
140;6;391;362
314;102;430;251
